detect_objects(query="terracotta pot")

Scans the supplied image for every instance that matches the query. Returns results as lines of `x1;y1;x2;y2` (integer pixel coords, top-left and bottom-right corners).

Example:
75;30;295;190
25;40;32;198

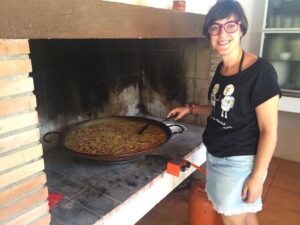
172;0;185;11
189;181;223;225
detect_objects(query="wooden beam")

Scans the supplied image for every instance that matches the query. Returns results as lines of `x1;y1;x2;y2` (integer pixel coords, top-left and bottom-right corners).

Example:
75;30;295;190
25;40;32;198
0;0;205;39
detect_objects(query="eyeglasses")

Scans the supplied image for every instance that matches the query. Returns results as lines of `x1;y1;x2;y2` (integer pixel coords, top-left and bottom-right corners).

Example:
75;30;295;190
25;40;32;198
208;20;241;35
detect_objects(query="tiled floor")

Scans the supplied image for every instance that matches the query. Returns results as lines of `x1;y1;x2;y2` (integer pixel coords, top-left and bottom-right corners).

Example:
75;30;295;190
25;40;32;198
136;157;300;225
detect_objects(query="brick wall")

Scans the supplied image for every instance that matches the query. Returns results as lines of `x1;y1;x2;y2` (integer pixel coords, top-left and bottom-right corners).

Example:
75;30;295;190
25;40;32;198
0;40;50;225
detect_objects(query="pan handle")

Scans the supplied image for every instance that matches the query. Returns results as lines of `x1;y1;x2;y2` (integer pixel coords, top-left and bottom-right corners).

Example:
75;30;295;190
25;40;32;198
43;132;63;143
167;124;184;134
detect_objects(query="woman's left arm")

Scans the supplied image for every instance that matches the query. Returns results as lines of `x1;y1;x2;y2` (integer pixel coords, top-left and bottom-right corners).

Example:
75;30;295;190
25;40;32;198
242;94;280;203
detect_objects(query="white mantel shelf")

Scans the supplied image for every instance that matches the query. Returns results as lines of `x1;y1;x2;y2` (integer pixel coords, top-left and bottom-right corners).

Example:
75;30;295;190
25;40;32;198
95;144;207;225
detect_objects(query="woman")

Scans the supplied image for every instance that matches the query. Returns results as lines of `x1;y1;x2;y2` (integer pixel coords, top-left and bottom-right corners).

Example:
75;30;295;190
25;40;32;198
167;1;280;225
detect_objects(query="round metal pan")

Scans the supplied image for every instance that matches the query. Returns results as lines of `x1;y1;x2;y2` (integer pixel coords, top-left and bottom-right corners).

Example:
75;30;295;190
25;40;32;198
43;116;184;162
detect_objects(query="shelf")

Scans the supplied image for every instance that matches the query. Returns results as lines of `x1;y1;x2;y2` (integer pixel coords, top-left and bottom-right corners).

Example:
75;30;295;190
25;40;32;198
282;89;300;96
263;28;300;33
261;0;300;113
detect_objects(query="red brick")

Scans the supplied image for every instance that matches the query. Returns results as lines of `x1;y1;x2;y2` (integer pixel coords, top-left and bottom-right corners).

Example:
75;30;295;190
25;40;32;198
0;144;43;172
0;39;29;55
0;128;40;154
0;111;38;135
0;77;34;98
0;187;48;223
0;173;46;205
0;95;37;117
0;59;32;76
6;202;50;225
0;159;45;189
31;214;51;225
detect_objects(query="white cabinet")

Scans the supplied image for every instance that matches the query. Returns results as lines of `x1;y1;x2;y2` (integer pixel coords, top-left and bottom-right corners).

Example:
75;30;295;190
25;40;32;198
260;0;300;113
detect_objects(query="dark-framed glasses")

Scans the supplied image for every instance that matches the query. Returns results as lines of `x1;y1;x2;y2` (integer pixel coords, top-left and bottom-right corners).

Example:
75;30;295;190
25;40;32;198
208;20;241;35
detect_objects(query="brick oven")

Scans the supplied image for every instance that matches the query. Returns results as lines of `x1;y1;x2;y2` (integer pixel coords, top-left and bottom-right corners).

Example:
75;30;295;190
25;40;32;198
0;1;220;225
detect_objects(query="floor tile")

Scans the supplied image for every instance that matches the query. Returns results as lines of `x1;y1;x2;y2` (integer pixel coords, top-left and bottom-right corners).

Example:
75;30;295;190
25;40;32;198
152;196;171;213
45;169;85;198
272;171;300;194
277;159;300;179
262;168;277;200
259;203;300;225
159;190;189;223
268;157;282;172
264;186;300;213
72;188;120;217
154;214;188;225
136;210;161;225
50;198;100;225
135;188;190;225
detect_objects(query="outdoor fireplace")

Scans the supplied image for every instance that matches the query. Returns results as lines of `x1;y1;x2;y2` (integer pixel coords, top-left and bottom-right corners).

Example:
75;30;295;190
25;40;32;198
0;1;219;224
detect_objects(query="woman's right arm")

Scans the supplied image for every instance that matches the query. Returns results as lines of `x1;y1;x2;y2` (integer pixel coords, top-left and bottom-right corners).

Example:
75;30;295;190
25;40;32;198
167;104;212;121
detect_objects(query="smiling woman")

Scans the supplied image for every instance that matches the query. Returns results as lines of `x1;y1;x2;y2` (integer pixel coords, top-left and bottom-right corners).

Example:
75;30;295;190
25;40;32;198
167;1;281;225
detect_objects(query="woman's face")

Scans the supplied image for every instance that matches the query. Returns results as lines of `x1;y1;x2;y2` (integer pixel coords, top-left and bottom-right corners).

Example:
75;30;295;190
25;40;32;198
209;15;243;56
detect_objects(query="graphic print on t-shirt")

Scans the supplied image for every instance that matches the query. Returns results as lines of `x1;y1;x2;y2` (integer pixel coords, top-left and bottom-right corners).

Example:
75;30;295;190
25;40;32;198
220;84;235;119
211;84;220;111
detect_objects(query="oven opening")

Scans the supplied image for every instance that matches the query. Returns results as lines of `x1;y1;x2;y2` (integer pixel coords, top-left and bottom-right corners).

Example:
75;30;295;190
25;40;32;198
0;38;211;225
30;39;210;136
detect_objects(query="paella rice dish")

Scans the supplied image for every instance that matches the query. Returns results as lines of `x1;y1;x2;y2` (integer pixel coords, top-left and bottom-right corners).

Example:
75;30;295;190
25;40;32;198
64;118;168;156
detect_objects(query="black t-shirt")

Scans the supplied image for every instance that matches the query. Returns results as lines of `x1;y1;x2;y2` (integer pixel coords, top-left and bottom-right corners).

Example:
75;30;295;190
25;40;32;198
202;58;281;157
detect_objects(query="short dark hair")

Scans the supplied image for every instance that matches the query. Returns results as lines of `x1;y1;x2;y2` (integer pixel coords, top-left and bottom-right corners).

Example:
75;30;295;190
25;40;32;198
203;0;248;39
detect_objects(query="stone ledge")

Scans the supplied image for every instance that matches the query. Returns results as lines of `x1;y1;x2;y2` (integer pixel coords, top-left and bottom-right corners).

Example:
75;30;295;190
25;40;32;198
0;0;205;39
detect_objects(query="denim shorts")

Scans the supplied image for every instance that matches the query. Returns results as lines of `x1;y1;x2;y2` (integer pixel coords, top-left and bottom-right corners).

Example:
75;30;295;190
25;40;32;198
205;152;263;216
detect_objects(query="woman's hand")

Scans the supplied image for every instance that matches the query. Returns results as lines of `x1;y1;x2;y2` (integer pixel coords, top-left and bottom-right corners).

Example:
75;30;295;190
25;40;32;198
242;175;264;203
167;106;189;121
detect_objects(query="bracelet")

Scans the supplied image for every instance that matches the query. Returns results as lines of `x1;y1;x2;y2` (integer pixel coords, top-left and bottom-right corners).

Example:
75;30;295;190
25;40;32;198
186;104;196;115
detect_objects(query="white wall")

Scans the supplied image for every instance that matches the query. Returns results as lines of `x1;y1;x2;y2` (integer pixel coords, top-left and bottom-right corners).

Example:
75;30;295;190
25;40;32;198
238;0;267;55
103;0;217;14
276;111;300;162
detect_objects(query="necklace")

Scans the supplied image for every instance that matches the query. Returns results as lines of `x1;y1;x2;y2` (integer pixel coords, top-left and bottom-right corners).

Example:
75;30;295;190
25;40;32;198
238;50;245;73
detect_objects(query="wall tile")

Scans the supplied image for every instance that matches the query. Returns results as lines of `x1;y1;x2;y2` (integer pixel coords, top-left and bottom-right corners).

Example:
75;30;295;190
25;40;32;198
184;49;196;78
182;39;198;50
185;78;196;103
196;49;210;79
195;78;210;105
